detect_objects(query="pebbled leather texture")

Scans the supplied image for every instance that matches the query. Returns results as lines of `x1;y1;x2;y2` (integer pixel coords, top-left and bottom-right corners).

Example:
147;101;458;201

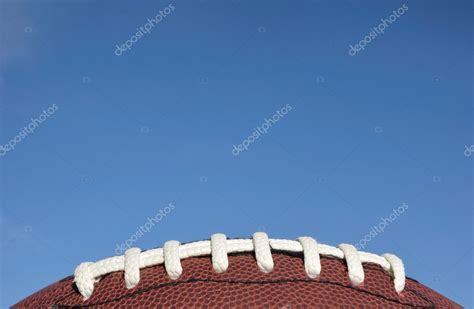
12;252;462;308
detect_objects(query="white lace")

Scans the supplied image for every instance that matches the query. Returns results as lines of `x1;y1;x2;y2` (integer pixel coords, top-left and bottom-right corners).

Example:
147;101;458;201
74;232;405;300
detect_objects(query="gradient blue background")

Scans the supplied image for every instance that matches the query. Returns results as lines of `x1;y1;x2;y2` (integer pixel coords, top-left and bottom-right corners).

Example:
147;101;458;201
1;0;472;307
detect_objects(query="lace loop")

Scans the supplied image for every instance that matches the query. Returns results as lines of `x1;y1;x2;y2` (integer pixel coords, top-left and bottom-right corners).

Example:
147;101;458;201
74;262;95;300
253;232;274;273
383;253;405;293
297;236;320;278
124;248;141;289
211;233;228;273
338;243;364;286
163;240;182;280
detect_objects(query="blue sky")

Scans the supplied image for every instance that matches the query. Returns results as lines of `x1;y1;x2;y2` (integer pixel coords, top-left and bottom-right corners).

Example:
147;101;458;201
0;0;472;307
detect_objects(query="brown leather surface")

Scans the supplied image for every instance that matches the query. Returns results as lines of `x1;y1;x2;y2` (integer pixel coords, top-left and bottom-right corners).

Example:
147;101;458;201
12;252;462;308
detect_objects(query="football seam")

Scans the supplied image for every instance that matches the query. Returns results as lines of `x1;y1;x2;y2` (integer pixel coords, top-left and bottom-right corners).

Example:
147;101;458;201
54;278;431;308
404;286;437;308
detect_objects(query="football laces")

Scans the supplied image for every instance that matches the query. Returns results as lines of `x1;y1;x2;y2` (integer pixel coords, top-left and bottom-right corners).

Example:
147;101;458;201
74;232;405;300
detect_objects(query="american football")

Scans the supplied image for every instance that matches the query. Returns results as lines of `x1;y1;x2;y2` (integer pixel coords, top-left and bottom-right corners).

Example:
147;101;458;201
13;232;461;308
